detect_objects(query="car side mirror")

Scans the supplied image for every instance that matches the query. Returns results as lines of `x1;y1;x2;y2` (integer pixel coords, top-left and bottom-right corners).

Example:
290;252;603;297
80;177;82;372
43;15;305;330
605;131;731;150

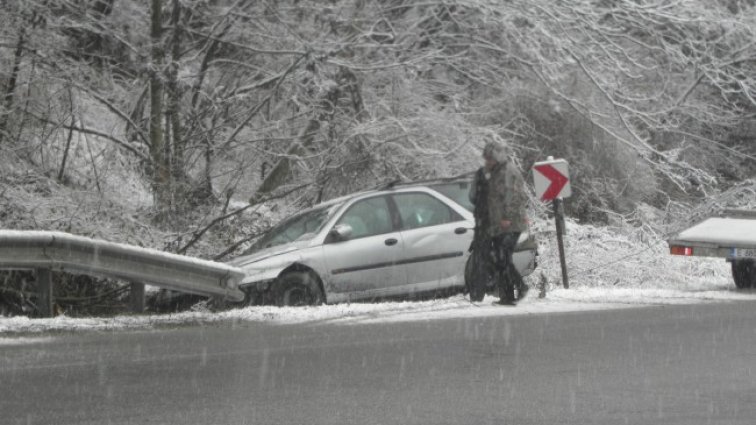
328;224;353;243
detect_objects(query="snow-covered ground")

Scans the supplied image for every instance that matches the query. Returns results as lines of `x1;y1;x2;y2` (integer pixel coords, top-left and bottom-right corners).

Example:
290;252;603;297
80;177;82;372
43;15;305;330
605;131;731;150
3;285;755;336
1;217;750;335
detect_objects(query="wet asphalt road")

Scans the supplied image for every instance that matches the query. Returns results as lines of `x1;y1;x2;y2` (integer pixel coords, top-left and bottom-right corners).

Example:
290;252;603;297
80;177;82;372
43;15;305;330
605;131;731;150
2;301;756;425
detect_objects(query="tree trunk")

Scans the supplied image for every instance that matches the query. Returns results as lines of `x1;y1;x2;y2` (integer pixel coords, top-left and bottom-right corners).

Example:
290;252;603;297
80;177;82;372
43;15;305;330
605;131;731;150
254;117;321;198
0;27;25;143
149;0;170;209
58;86;76;182
168;0;184;182
127;85;149;144
252;65;365;200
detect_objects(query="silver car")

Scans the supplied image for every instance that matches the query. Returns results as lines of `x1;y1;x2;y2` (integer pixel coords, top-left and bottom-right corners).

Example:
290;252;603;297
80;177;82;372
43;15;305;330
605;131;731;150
228;179;538;306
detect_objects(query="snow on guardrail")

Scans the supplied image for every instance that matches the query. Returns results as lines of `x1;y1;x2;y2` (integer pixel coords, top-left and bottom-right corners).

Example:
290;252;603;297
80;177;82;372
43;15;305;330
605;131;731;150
0;230;246;312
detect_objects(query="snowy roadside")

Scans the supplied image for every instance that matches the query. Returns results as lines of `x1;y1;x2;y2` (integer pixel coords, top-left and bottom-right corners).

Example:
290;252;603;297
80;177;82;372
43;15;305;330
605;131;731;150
1;216;750;336
3;286;756;336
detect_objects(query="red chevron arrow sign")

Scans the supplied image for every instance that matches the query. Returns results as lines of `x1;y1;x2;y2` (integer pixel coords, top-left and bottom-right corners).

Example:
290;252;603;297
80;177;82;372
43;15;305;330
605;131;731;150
533;159;571;201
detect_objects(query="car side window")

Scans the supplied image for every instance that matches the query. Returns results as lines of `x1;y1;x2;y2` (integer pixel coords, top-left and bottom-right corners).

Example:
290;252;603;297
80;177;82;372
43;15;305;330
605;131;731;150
336;196;393;239
393;193;464;230
430;181;474;212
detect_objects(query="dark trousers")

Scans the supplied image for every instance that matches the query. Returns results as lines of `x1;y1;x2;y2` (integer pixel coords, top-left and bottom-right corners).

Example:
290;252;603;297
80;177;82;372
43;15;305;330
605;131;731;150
490;232;523;302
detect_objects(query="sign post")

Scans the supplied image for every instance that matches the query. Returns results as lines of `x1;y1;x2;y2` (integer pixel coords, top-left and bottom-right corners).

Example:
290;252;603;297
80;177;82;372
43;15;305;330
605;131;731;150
533;157;571;289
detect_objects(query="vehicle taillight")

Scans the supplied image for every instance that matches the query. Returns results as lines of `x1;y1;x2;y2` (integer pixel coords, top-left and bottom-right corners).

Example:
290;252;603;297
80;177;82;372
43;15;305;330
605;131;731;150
670;246;693;256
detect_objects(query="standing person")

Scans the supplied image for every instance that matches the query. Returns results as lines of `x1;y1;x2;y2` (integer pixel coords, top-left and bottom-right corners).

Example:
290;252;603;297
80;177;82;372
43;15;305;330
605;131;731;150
467;165;492;302
469;141;529;305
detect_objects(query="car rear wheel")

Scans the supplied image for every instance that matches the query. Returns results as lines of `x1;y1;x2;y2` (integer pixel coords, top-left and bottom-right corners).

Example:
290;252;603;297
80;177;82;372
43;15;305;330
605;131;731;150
272;271;325;307
732;259;755;289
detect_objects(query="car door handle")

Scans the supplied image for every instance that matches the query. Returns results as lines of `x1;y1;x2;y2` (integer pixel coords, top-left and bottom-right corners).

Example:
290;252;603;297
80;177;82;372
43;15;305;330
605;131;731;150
454;227;468;235
385;238;399;246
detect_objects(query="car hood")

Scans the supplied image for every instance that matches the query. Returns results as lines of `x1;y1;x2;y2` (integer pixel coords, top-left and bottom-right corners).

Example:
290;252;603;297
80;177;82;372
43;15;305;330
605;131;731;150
227;240;311;268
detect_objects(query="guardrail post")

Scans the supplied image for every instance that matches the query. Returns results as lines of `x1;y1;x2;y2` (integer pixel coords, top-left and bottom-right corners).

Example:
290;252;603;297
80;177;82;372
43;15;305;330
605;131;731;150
130;282;145;313
210;296;227;311
36;268;53;318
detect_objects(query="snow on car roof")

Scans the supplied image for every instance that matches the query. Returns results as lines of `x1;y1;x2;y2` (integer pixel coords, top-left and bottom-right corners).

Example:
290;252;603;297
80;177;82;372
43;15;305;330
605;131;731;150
673;217;756;248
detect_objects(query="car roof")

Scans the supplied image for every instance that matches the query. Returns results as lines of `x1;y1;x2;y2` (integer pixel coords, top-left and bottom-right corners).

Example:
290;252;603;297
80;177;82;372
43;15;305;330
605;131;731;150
291;174;474;216
371;172;475;191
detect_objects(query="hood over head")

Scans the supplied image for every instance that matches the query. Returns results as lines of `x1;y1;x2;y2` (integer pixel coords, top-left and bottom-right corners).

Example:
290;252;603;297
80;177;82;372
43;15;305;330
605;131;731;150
482;140;510;164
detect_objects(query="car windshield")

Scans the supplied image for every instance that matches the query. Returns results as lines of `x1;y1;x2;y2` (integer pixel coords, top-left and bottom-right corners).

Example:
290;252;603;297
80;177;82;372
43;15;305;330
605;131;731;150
430;181;474;212
246;205;338;253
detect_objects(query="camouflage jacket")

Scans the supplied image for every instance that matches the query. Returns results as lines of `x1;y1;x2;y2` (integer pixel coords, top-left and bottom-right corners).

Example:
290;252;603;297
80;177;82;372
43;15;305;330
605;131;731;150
469;160;528;237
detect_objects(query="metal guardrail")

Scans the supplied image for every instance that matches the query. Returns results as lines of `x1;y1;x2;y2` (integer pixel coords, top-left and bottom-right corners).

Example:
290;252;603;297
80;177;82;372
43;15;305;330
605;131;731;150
0;230;246;316
722;209;756;219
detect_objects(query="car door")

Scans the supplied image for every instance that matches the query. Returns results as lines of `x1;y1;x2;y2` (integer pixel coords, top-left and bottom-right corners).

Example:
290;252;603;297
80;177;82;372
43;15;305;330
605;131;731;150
321;195;407;297
391;192;472;291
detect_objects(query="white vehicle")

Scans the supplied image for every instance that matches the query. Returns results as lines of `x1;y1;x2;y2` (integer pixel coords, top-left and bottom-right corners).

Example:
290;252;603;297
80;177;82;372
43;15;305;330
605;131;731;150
228;179;538;306
668;210;756;288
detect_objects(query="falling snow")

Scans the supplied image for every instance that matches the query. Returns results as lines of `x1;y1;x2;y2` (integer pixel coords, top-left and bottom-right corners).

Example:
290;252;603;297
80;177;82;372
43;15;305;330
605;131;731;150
0;217;746;334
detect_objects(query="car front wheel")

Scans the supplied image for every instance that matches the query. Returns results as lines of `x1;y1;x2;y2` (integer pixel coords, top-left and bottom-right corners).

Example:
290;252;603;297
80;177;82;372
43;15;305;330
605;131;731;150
272;271;325;307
